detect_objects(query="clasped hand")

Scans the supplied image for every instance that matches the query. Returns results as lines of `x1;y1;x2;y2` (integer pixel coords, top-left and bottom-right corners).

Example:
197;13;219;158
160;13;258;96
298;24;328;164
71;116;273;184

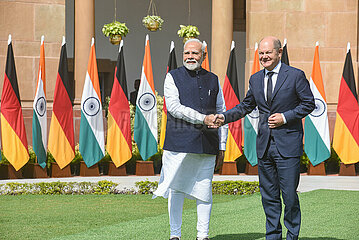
203;114;224;128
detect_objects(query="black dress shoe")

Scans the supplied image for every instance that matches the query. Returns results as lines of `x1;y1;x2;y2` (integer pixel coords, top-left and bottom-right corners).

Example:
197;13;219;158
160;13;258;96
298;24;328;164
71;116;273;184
169;237;180;240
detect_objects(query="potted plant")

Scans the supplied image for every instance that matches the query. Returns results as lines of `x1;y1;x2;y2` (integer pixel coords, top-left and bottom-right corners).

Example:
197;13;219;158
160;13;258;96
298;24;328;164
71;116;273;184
0;151;9;179
325;147;340;174
48;151;71;178
98;151;111;175
102;21;129;45
22;146;37;178
70;144;82;176
177;25;200;43
300;151;310;173
142;15;164;31
0;150;23;179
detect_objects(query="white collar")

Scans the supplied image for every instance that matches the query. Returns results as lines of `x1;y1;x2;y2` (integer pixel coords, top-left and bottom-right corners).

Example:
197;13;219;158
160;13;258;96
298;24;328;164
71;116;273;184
264;61;281;76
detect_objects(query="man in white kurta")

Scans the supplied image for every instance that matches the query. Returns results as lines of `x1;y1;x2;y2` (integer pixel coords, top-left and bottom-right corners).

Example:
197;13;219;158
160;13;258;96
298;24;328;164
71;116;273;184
153;39;228;240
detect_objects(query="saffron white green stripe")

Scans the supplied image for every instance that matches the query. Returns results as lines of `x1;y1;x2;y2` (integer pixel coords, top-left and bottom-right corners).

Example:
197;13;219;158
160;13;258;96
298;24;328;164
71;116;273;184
79;72;105;167
304;77;330;166
32;41;47;168
134;36;158;161
244;108;259;166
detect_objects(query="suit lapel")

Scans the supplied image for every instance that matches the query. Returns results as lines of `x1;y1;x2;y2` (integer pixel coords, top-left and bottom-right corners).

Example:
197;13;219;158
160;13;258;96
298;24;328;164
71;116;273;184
272;63;289;101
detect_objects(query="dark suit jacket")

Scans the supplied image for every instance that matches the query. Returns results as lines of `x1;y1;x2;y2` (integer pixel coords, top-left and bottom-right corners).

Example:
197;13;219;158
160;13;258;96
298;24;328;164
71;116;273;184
130;90;138;106
224;63;315;159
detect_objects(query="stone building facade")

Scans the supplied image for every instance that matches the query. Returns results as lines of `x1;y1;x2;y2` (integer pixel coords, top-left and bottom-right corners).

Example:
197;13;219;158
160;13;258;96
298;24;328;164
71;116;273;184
0;0;358;145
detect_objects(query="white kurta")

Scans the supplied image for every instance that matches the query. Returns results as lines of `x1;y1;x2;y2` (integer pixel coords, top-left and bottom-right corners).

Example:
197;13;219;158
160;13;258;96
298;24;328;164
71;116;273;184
153;72;228;203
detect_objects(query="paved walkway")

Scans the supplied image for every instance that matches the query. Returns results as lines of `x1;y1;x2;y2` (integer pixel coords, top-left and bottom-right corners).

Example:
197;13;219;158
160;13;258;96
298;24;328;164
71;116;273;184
1;174;358;193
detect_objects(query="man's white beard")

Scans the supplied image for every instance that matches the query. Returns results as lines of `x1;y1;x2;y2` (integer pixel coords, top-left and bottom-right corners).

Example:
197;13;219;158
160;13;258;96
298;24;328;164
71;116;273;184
183;59;202;71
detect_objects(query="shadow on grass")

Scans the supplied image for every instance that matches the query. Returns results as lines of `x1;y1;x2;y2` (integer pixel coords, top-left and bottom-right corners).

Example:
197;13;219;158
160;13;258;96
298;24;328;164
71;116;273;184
212;233;265;240
212;233;344;240
300;238;344;240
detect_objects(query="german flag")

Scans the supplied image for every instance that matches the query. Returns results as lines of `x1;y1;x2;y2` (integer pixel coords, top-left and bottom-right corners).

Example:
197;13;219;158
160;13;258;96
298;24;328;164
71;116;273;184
1;35;29;171
48;36;75;169
281;38;290;66
160;41;177;149
333;42;359;164
223;41;243;161
107;40;132;167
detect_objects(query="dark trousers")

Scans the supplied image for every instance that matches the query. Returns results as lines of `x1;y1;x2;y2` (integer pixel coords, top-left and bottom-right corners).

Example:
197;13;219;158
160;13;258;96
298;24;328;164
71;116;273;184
258;138;301;240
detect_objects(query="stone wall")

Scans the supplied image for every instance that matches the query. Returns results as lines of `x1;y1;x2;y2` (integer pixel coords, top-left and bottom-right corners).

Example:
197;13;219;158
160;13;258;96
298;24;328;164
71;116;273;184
0;0;65;146
0;0;65;107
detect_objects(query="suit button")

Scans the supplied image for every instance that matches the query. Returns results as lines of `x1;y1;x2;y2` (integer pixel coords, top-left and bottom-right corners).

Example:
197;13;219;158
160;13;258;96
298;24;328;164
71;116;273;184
200;97;203;100
199;86;202;89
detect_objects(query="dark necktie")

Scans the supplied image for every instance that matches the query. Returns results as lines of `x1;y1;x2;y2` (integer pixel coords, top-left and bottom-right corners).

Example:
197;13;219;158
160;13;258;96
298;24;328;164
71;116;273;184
266;72;274;105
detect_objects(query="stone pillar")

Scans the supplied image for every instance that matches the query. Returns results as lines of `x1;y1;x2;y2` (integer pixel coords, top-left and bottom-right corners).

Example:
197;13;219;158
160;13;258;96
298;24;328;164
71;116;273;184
74;0;95;104
211;0;233;86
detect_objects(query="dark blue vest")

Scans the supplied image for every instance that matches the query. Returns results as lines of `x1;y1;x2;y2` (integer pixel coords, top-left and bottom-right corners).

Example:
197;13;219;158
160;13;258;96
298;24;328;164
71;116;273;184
163;66;219;155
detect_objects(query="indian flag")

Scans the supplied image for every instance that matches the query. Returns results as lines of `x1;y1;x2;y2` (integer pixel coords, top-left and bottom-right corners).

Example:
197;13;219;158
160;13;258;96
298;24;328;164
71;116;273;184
243;42;260;166
304;42;330;166
32;35;47;168
134;35;158;160
79;38;105;167
201;41;210;71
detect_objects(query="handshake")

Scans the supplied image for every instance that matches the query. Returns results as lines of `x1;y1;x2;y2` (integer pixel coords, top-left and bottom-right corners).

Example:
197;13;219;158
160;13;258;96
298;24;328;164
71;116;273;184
203;114;225;128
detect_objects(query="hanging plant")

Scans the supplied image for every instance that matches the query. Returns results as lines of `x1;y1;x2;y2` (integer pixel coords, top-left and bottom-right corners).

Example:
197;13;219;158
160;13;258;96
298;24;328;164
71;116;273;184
143;15;164;32
102;21;129;45
142;0;163;32
177;25;200;43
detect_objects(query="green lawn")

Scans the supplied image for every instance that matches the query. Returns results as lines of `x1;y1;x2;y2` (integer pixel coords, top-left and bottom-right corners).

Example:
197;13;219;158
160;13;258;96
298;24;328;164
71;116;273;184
0;190;358;240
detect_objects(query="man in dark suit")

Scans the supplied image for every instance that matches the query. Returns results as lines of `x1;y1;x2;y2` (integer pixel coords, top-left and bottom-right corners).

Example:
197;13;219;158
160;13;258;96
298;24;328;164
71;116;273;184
213;36;315;240
130;79;140;106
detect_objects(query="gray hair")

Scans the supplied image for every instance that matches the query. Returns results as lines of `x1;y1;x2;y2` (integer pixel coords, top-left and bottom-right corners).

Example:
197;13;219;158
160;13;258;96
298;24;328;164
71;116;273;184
273;39;282;52
183;38;206;53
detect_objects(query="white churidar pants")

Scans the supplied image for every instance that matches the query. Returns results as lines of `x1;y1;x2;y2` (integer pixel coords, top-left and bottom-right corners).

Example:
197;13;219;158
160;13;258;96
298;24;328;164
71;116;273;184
169;189;212;238
153;150;216;238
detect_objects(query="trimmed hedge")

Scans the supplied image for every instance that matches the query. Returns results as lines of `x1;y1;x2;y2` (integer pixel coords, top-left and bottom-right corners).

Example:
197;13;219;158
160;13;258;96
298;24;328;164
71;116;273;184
212;180;259;195
0;181;134;195
135;180;259;195
0;180;259;196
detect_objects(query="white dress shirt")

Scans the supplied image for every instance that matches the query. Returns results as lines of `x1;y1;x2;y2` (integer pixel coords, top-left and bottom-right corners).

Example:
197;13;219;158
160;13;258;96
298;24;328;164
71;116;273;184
264;61;281;101
263;62;287;124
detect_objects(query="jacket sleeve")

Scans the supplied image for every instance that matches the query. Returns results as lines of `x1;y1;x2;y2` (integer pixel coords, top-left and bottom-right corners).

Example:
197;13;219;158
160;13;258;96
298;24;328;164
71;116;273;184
223;78;257;124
